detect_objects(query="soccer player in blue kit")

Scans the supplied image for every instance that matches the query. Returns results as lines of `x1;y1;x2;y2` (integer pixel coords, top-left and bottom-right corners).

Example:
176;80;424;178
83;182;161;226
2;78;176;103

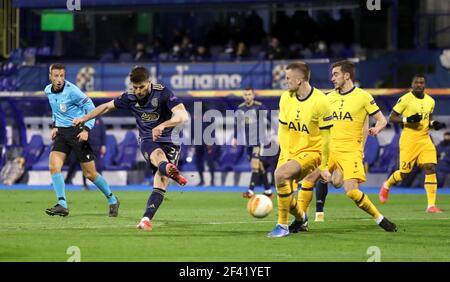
73;66;189;231
45;63;119;217
231;88;273;198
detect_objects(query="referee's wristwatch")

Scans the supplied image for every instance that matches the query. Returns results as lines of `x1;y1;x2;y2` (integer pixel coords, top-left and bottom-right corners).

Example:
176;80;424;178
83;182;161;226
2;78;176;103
82;126;91;132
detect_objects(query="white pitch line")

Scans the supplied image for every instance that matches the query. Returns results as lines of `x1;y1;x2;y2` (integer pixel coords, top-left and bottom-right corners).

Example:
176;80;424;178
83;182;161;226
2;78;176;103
2;218;449;231
193;220;273;225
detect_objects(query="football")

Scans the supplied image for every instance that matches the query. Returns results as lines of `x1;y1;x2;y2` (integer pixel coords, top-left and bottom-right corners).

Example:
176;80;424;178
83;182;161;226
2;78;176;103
247;194;273;218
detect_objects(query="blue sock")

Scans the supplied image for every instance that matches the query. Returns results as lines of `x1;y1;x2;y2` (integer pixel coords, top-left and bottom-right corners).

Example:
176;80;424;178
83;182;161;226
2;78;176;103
249;170;259;190
51;173;67;208
315;180;328;212
158;161;168;176
143;188;165;220
93;174;117;205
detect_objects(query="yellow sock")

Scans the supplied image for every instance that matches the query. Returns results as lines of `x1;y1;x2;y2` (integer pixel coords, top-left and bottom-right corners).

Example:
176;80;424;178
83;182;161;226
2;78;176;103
276;182;293;225
291;179;299;192
298;180;314;213
386;170;402;189
424;174;437;207
277;193;292;225
289;194;305;221
346;189;382;219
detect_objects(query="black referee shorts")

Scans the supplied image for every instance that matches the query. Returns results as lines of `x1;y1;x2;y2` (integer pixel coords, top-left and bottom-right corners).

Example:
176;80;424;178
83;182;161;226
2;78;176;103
52;127;95;163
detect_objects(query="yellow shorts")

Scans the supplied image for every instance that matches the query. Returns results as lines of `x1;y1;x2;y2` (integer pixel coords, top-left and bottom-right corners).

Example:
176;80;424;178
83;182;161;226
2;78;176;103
276;151;321;182
399;137;437;173
329;151;366;182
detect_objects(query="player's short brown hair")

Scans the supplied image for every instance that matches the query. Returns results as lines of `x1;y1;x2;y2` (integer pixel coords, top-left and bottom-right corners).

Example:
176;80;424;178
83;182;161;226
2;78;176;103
286;62;310;81
129;66;150;84
49;63;65;72
331;60;355;81
412;74;426;81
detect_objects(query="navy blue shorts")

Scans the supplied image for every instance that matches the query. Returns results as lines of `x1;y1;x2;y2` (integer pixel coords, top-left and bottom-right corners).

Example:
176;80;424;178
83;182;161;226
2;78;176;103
140;139;181;175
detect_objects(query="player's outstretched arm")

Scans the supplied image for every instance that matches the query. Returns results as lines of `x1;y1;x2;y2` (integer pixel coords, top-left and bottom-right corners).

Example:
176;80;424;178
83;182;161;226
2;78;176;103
152;104;188;141
73;100;116;126
368;111;387;136
164;103;189;128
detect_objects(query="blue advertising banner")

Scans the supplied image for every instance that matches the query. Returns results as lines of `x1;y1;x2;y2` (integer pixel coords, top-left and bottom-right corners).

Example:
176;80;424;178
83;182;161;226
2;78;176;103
62;61;332;92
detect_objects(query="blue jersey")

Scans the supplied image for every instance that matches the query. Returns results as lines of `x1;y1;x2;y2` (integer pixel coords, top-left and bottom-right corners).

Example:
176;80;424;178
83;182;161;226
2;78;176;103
113;83;181;143
44;80;95;129
234;100;270;146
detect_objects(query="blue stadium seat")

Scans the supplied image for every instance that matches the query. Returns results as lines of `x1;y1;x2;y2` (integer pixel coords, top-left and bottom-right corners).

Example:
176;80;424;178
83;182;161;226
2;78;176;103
115;131;138;168
31;145;51;170
217;145;248;172
103;134;118;169
249;44;263;58
22;135;44;169
369;133;400;173
37;46;51;56
99;52;115;62
209;45;224;60
217;52;232;62
9;48;23;63
105;131;138;170
364;135;379;166
24;47;37;57
119;53;132;62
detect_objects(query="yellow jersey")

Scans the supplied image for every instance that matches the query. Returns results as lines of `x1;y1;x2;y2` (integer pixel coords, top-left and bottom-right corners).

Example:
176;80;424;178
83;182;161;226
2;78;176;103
328;87;380;153
278;87;333;158
392;91;435;139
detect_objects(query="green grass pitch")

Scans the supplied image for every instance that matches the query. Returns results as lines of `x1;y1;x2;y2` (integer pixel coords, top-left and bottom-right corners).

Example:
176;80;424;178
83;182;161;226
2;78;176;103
0;190;449;262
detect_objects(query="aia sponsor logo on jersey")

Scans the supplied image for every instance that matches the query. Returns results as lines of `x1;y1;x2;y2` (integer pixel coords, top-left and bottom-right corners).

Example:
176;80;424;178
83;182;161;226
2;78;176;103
332;111;353;121
288;122;309;133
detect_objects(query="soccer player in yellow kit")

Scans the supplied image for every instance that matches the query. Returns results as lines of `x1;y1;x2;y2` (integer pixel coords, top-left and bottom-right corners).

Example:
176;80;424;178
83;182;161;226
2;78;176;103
267;62;333;238
289;60;397;233
379;74;446;213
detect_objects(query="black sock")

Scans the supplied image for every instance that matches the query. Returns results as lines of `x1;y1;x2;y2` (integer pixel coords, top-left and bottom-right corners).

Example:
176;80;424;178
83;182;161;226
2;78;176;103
315;180;328;212
260;169;271;191
143;188;166;220
158;161;169;176
249;171;259;191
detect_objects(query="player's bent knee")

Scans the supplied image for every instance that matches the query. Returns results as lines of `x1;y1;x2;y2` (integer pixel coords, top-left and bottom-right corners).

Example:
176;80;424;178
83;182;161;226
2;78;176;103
332;179;343;188
83;171;97;181
331;170;343;188
48;162;62;174
343;180;359;193
274;169;289;186
332;177;343;188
